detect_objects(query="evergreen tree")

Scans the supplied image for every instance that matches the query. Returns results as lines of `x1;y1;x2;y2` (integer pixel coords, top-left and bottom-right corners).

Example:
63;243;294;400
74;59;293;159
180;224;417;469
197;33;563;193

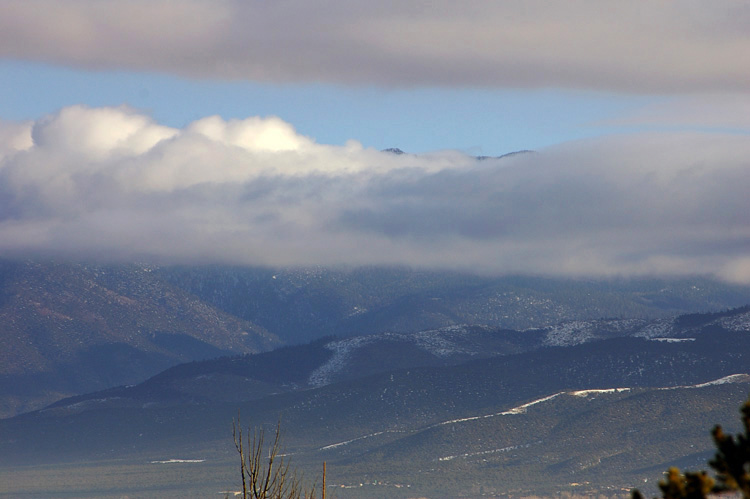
633;398;750;499
710;399;750;497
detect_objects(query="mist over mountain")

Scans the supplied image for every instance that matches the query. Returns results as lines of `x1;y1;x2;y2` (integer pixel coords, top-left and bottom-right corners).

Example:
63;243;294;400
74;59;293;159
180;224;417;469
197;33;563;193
156;265;750;342
3;260;750;419
3;107;750;283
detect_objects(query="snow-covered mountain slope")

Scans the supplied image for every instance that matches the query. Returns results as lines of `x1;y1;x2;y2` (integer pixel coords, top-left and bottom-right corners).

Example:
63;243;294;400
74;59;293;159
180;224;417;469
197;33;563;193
536;305;750;347
33;304;750;416
317;373;750;454
308;325;541;386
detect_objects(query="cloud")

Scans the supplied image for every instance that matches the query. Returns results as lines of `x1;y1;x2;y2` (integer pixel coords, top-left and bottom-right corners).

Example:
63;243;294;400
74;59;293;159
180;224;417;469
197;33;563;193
599;94;750;130
0;120;32;158
2;1;750;92
1;105;750;283
32;105;177;158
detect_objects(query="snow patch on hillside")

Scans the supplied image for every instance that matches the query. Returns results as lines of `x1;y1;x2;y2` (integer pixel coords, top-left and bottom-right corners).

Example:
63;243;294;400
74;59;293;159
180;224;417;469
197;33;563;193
571;388;631;397
438;442;532;462
431;375;748;431
636;319;675;339
500;392;566;414
662;374;750;390
319;431;387;450
150;459;205;464
719;310;750;332
411;326;475;357
319;429;405;451
435;392;566;428
308;336;378;387
308;311;749;388
541;319;646;346
307;326;481;387
649;337;695;343
541;321;595;346
438;414;484;426
319;376;750;457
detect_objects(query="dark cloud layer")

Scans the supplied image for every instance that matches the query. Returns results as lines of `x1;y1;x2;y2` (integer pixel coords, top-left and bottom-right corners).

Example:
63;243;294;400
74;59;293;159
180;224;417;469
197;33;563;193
1;106;749;283
2;1;750;92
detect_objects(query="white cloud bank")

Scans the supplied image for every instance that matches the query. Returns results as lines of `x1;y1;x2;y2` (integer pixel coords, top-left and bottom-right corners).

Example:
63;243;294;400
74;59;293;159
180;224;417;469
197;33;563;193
2;0;750;92
1;105;749;283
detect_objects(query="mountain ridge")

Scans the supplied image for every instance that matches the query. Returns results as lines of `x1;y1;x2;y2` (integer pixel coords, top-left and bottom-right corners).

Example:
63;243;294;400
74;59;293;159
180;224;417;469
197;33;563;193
7;260;750;417
38;304;750;412
0;260;279;417
3;305;750;496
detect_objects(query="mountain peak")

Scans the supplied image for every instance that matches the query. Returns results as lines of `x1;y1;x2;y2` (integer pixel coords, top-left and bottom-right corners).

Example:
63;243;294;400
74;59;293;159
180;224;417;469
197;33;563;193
381;147;406;154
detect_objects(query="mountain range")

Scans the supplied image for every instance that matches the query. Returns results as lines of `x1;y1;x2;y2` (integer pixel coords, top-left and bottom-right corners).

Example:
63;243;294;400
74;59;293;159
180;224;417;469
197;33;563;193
2;297;750;498
0;260;279;417
4;259;750;418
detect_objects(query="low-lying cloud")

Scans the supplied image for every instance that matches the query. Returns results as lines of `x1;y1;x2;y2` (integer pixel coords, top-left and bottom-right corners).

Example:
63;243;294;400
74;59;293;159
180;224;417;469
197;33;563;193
1;105;749;283
2;1;750;92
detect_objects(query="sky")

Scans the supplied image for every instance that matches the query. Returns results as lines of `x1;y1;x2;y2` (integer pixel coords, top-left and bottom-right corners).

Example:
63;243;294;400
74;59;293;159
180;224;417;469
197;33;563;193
1;1;750;282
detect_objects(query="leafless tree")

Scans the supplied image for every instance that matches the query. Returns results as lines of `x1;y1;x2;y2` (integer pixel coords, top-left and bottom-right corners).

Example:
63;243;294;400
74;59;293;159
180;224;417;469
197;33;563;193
232;414;325;499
